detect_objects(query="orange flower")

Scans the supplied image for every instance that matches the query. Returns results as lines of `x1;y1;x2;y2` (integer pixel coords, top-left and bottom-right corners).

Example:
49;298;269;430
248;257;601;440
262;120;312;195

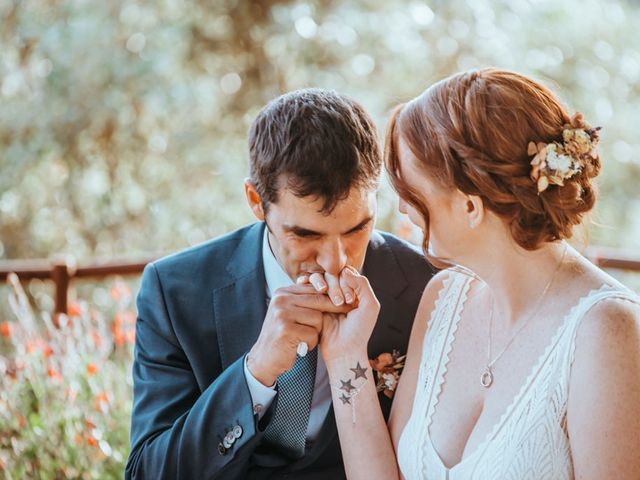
42;344;53;358
67;303;82;316
90;329;103;348
0;321;11;338
110;280;132;301
87;363;98;376
26;340;38;354
94;392;109;412
87;436;98;447
113;311;136;346
26;338;52;357
47;367;62;381
110;285;121;301
26;338;44;353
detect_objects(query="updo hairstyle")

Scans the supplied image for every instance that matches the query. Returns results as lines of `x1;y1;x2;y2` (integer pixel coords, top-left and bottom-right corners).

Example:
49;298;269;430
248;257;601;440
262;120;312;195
385;68;601;251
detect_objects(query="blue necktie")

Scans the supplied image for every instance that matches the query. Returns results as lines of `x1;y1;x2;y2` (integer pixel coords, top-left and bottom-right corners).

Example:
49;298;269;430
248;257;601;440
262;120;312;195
262;346;318;458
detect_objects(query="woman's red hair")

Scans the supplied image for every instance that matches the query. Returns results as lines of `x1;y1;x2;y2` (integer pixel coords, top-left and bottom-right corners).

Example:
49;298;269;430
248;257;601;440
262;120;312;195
385;68;601;252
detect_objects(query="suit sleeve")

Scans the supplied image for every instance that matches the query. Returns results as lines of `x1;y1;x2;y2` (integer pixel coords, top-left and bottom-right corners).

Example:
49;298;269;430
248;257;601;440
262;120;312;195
125;263;272;479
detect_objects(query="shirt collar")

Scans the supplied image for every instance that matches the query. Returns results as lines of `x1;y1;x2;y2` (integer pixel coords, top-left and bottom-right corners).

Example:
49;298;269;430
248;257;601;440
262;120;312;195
262;226;294;299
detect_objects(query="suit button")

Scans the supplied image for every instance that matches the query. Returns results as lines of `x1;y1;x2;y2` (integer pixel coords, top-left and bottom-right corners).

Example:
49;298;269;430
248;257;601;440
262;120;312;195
217;443;226;456
233;425;243;439
223;432;235;449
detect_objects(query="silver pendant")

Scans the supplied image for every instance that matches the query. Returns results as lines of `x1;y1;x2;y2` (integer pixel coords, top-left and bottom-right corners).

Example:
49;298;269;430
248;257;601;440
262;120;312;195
480;366;493;388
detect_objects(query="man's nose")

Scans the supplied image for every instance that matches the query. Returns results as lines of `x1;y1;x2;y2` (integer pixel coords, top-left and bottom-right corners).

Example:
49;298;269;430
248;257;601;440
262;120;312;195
316;238;348;275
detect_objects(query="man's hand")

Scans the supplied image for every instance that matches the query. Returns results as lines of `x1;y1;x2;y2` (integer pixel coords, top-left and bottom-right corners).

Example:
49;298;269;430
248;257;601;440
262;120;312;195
247;284;352;387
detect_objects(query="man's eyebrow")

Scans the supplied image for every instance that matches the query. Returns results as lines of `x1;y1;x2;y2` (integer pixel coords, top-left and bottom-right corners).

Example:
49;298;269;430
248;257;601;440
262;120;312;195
344;216;373;234
282;216;373;236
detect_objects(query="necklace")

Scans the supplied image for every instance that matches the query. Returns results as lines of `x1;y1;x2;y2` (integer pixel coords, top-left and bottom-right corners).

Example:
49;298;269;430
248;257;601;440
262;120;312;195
480;244;568;388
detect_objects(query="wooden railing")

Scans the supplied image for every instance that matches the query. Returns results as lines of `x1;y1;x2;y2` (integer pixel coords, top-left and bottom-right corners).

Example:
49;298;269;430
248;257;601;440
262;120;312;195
1;247;639;315
0;256;157;314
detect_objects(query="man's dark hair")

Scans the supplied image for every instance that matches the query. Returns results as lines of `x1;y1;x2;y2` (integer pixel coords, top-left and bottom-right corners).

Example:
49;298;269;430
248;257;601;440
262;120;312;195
248;88;381;214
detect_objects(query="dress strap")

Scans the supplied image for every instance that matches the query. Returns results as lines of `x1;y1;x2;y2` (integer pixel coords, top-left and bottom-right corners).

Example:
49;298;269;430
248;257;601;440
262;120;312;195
421;271;473;426
565;285;640;368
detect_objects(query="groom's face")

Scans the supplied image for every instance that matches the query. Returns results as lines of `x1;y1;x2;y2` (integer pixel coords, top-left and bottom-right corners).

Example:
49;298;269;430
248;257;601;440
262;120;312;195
258;186;377;281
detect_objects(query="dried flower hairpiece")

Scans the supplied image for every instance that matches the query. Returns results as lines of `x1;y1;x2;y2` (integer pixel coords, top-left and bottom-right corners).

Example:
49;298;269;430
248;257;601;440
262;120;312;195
528;112;601;193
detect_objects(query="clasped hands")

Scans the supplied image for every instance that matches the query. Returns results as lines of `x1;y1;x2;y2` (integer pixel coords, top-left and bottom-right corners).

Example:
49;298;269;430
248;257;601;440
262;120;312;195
247;267;380;387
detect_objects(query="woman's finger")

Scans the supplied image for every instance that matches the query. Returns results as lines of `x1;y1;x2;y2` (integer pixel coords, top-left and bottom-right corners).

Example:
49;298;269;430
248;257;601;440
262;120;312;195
338;271;356;304
324;272;345;306
309;272;327;292
341;268;379;309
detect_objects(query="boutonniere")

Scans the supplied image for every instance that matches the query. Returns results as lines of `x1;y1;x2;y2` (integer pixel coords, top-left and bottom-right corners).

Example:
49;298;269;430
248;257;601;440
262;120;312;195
370;350;406;399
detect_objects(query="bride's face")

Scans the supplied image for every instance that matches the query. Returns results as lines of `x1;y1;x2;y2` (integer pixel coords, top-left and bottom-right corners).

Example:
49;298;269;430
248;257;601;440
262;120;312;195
396;137;472;261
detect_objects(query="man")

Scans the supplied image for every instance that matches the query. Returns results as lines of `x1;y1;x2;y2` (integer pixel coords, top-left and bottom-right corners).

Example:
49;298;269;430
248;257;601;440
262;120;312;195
125;89;433;479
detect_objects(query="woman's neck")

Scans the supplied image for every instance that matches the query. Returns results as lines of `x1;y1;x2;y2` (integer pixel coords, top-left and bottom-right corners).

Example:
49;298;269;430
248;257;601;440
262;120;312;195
455;237;569;327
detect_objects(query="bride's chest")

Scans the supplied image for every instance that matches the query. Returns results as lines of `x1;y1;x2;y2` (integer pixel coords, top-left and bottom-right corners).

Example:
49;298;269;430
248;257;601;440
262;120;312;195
425;312;568;466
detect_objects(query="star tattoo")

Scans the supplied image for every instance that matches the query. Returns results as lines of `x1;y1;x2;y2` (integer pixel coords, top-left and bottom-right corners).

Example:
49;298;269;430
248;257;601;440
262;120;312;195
340;379;356;394
339;394;351;405
350;362;368;380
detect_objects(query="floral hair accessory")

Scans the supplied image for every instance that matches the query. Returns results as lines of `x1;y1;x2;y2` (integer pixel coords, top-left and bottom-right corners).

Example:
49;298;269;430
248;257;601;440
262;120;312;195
370;350;406;399
528;112;601;193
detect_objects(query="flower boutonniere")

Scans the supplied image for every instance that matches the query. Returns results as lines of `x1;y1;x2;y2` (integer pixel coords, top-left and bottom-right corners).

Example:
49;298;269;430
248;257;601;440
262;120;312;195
370;350;406;399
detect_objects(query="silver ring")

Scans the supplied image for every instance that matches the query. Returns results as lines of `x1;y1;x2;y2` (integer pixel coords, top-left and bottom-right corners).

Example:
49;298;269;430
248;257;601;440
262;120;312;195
296;341;308;357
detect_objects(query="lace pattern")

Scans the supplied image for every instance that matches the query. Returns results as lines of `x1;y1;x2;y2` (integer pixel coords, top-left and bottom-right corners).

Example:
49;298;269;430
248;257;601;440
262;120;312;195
397;272;639;480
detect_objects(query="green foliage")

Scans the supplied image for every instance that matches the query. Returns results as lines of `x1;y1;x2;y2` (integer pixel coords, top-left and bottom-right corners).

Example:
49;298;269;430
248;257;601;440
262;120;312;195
0;275;134;478
1;0;639;261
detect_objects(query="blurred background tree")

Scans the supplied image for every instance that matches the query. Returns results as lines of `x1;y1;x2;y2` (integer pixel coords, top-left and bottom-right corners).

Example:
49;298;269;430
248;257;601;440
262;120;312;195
1;0;639;263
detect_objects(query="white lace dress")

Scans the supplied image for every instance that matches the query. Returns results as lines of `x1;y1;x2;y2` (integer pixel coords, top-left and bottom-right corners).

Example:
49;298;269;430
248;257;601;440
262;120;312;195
397;271;639;480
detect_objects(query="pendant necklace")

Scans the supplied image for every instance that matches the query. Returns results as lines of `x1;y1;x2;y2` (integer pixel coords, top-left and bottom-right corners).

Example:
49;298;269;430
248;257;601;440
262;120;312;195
481;245;568;388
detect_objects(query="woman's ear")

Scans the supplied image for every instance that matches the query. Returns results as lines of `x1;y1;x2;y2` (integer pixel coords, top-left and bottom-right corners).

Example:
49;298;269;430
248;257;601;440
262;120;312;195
465;194;484;229
244;178;265;221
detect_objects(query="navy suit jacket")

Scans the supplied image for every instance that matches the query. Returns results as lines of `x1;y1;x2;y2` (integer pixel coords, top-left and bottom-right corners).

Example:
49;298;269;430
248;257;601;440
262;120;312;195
125;222;433;479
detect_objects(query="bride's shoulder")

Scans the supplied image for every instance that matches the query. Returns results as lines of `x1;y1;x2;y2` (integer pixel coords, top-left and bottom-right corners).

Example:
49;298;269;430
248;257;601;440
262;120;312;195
566;251;640;342
416;268;469;316
567;286;640;475
577;291;640;345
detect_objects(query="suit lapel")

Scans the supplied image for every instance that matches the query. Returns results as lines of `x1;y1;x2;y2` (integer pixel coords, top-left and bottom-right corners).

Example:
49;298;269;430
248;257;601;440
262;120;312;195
363;231;409;354
213;222;268;369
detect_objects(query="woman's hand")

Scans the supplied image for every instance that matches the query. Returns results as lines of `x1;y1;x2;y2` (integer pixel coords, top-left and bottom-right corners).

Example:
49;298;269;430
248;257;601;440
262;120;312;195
315;267;381;364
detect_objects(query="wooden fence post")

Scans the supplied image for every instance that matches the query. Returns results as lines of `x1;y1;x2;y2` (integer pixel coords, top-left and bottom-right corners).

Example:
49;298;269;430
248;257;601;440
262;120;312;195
51;261;70;316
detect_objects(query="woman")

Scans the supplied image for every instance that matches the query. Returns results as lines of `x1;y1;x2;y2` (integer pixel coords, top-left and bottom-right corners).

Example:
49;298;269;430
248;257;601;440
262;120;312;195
319;69;640;479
